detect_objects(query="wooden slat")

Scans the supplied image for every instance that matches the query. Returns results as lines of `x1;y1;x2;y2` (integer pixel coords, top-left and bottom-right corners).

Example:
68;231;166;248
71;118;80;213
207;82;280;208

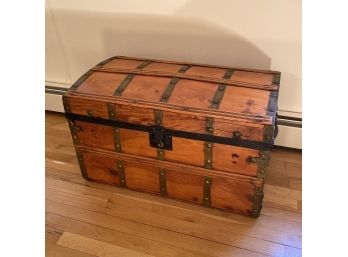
57;232;155;257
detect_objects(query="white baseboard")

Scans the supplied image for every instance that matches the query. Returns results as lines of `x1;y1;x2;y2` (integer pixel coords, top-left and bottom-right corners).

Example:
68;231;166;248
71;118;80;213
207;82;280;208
45;91;302;149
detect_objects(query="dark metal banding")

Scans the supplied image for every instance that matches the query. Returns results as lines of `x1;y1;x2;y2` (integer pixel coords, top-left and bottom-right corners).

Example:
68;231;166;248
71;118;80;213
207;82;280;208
76;151;89;180
205;117;214;135
117;160;126;187
154;109;163;124
223;68;234;79
95;57;116;68
159;169;167;196
204;142;213;169
160;77;180;103
210;84;226;109
136;60;153;69
67;119;79;144
69;70;94;92
65;113;274;151
203;177;212;207
114;74;135;96
251;186;263;217
178;65;192;73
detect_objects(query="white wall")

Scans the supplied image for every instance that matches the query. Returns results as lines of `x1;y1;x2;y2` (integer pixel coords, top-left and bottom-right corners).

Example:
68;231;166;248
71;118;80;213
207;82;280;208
46;0;301;117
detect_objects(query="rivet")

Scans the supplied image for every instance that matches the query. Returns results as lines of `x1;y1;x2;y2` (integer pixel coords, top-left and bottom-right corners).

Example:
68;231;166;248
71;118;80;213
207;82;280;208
259;169;265;174
205;180;210;184
205;197;209;201
121;179;125;183
159;151;164;155
160;172;164;176
115;129;119;133
207;127;213;132
206;160;211;164
118;164;123;168
207;143;212;148
261;153;266;159
156;120;161;124
218;85;225;91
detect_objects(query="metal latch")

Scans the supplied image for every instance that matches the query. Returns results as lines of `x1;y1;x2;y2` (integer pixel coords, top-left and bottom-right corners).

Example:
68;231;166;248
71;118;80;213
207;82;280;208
149;125;172;150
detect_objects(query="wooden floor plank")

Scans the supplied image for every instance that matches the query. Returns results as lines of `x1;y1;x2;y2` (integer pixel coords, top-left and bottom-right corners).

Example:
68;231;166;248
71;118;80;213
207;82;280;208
47;213;212;257
57;232;155;257
46;199;269;257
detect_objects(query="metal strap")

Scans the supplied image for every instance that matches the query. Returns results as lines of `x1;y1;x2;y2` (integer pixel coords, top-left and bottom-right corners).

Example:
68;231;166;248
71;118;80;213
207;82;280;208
159;169;167;196
178;65;191;73
160;77;180;103
204;142;213;169
251;186;263;217
107;103;122;152
205;117;214;134
76;151;88;180
70;70;94;92
203;177;212;206
67;119;79;144
114;74;135;96
117;160;126;187
223;68;234;79
136;60;153;69
210;84;226;109
154;109;163;125
65;113;274;151
249;151;270;179
157;149;165;160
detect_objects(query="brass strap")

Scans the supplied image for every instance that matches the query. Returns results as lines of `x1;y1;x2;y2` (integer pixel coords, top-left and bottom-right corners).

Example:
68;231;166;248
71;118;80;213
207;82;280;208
203;177;212;206
107;103;122;152
178;65;191;73
70;70;94;92
114;74;135;96
67;119;79;144
117;160;126;187
107;103;116;120
210;84;226;109
205;117;214;134
251;186;264;217
223;68;234;79
249;151;270;179
154;110;166;159
160;77;180;103
154;109;163;125
159;169;167;196
114;60;155;96
136;60;153;69
76;151;88;180
157;149;165;160
210;69;234;109
204;142;213;169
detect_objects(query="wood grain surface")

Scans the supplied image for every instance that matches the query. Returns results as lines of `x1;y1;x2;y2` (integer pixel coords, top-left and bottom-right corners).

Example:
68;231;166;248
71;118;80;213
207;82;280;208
46;112;302;257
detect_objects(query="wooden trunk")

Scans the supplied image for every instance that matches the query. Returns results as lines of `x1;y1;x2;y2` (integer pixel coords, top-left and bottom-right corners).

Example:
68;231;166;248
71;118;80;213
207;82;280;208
63;56;280;217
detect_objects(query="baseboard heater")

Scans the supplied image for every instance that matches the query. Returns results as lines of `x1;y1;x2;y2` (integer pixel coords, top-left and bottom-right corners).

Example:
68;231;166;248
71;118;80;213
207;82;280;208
45;85;302;149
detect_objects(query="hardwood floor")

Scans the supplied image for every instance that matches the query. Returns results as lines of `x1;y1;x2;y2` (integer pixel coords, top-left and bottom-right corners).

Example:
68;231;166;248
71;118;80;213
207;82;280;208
45;111;302;257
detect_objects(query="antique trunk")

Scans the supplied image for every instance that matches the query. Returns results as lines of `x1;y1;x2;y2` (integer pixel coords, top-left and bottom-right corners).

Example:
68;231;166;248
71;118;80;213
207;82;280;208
62;56;280;217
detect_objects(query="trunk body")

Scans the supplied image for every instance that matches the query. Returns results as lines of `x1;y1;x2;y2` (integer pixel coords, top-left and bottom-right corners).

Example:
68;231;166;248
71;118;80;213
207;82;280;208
63;56;280;217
